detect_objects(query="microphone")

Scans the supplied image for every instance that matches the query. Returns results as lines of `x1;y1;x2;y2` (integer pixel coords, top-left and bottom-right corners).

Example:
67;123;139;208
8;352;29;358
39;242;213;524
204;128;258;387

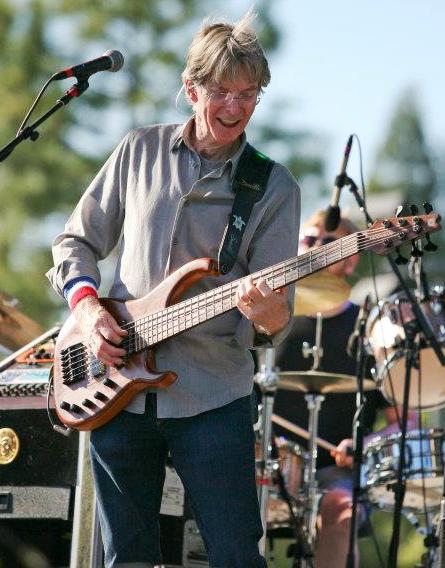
325;134;353;231
52;49;124;81
347;294;371;359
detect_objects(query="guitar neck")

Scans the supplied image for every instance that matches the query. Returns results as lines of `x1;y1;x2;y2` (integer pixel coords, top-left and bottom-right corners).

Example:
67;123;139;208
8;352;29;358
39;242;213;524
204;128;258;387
121;232;362;354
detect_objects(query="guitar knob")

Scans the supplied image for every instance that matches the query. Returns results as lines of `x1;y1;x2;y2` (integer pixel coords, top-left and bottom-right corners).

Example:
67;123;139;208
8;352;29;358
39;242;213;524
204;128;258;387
82;399;96;409
70;403;82;413
94;391;108;402
60;401;70;411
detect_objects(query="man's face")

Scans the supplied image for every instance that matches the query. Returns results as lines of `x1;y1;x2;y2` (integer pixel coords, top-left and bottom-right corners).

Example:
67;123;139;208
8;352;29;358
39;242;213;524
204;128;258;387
299;225;355;277
191;74;259;149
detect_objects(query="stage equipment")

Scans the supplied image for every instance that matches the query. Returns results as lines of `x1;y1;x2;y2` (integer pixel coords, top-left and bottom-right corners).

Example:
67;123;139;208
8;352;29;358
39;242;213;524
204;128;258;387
363;429;445;513
367;286;445;410
277;370;375;394
293;272;351;316
0;292;44;352
325;134;353;231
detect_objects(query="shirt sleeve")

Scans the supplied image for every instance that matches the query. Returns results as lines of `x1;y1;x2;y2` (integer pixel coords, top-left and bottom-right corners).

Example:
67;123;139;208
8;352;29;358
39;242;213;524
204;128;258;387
46;131;134;298
234;162;301;349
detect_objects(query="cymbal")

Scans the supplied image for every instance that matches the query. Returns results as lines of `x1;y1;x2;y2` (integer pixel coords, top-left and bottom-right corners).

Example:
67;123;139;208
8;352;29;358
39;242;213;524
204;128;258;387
0;292;44;352
294;272;351;316
278;370;376;394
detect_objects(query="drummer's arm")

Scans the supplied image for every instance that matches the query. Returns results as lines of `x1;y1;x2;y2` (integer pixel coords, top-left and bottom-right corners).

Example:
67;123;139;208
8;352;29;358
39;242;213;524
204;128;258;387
363;407;418;447
332;407;418;468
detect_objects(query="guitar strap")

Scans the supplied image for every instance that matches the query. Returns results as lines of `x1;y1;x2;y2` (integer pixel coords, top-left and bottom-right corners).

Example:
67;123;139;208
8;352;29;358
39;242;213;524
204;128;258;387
218;143;274;275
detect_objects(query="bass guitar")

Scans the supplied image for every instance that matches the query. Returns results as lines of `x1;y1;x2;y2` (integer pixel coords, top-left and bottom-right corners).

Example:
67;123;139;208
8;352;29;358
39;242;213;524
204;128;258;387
52;212;441;430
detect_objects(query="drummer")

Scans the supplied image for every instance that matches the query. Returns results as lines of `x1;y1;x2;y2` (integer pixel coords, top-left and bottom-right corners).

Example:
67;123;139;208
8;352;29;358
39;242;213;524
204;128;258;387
272;210;416;568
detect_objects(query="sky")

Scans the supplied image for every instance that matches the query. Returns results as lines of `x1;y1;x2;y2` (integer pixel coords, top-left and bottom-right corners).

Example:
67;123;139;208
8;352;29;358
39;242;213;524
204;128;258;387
227;0;444;219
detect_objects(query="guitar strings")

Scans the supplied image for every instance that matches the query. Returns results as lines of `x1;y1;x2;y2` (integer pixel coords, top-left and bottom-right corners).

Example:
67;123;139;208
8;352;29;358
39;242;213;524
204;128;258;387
59;226;421;373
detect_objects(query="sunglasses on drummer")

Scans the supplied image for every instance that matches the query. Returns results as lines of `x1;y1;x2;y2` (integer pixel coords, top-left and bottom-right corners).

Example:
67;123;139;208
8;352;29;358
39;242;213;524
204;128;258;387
300;235;337;248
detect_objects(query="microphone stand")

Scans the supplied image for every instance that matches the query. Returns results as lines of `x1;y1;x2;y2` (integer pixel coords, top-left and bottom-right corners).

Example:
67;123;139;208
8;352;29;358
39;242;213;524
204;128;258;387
346;296;370;568
0;79;90;162
346;176;445;566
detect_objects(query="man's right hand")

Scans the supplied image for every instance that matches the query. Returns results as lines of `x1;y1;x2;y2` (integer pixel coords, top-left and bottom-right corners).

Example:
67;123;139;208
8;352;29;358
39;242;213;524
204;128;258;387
72;295;128;366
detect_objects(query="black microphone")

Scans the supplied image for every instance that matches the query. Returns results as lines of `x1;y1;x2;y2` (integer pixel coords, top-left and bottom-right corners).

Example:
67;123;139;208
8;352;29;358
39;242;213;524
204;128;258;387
325;134;353;231
347;294;371;359
52;49;124;81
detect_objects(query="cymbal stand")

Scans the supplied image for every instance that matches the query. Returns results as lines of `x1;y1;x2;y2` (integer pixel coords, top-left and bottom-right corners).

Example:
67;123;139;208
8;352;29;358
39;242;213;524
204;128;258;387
302;313;324;552
304;392;324;551
256;348;313;565
256;347;280;557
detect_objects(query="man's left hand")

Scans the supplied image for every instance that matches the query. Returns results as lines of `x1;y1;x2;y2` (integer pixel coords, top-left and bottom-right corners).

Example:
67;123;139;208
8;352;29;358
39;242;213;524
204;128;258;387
236;276;291;336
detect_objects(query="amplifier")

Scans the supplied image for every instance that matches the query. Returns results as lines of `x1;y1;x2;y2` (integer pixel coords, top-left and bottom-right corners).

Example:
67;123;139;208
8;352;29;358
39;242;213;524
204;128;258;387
0;393;79;566
0;401;78;528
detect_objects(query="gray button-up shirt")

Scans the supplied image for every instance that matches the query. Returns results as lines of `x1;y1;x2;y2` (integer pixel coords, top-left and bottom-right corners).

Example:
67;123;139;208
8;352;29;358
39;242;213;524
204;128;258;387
47;119;300;418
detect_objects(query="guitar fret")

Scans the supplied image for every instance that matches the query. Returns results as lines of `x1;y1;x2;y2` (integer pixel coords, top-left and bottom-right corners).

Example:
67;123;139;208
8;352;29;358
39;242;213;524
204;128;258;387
122;219;437;351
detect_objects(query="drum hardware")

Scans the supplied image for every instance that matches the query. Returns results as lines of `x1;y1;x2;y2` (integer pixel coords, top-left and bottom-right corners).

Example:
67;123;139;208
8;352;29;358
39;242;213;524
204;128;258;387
343;198;443;566
277;370;376;394
293;313;325;563
294;272;351;316
387;307;442;567
346;294;371;568
367;289;445;411
255;346;279;558
255;348;313;567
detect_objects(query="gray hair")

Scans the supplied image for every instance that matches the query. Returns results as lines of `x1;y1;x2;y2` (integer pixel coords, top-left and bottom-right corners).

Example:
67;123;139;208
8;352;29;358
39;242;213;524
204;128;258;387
182;11;271;90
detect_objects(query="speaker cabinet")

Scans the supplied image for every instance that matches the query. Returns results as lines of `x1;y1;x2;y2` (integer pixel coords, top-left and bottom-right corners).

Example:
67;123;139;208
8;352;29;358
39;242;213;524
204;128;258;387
0;397;79;566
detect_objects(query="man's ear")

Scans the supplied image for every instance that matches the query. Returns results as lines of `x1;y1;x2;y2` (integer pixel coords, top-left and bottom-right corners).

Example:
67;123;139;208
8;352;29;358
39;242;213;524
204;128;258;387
184;80;198;103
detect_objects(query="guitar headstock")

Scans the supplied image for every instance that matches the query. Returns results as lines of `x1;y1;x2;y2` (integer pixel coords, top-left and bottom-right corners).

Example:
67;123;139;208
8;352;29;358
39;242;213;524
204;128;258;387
367;212;441;256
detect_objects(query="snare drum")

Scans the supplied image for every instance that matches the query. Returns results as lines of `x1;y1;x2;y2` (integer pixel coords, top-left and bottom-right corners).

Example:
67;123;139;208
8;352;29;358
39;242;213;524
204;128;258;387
366;288;445;410
363;428;445;512
256;437;307;527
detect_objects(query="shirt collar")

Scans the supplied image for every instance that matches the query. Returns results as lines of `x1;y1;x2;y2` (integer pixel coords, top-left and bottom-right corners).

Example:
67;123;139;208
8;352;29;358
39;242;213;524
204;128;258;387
170;116;248;181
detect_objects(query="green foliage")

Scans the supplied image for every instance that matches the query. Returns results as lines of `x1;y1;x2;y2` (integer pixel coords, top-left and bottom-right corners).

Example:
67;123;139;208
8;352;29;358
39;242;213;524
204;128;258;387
368;89;437;206
0;0;325;331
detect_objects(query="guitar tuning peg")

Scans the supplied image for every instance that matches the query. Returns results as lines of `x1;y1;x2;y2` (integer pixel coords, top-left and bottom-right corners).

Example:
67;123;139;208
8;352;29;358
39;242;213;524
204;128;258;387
395;248;408;265
424;234;438;252
422;201;433;214
410;204;419;215
395;205;404;218
411;242;423;257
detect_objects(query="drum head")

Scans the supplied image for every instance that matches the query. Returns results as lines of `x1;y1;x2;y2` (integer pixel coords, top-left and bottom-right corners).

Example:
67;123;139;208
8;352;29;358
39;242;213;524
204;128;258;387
367;291;445;410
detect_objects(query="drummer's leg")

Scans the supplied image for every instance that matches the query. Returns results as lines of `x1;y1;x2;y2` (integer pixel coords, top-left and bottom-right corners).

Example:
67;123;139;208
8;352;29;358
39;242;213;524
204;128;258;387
314;466;366;568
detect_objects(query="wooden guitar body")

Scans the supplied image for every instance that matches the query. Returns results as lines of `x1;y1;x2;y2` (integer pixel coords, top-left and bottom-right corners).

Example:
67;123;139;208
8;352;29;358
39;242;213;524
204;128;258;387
53;258;218;430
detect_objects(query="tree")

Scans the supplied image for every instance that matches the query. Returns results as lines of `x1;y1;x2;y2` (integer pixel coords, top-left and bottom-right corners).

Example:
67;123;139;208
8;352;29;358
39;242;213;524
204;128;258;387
365;88;442;283
368;89;437;207
0;0;326;331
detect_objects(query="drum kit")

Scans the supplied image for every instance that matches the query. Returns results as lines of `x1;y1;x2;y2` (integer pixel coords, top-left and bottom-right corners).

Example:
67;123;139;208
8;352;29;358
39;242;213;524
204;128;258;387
254;273;445;567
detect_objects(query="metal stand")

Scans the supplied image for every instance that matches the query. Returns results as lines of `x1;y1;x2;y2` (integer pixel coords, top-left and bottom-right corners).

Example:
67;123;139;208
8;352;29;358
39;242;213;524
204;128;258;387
70;431;103;568
346;296;371;568
304;393;324;550
256;348;280;556
387;321;418;567
256;348;313;566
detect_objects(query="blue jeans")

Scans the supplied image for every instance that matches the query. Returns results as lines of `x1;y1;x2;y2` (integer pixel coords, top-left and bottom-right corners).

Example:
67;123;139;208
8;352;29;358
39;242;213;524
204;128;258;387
90;394;267;568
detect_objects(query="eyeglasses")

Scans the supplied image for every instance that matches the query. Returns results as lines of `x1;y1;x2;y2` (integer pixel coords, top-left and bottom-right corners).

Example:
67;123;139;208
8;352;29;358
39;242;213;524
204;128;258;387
300;235;337;248
201;86;261;106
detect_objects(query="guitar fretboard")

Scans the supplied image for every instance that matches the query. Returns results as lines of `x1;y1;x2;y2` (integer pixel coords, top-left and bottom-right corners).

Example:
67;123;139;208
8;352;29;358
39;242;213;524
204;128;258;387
120;231;366;354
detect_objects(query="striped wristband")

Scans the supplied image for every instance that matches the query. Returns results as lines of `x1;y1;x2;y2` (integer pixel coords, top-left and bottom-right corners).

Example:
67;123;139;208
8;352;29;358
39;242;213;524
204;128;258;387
64;277;98;311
